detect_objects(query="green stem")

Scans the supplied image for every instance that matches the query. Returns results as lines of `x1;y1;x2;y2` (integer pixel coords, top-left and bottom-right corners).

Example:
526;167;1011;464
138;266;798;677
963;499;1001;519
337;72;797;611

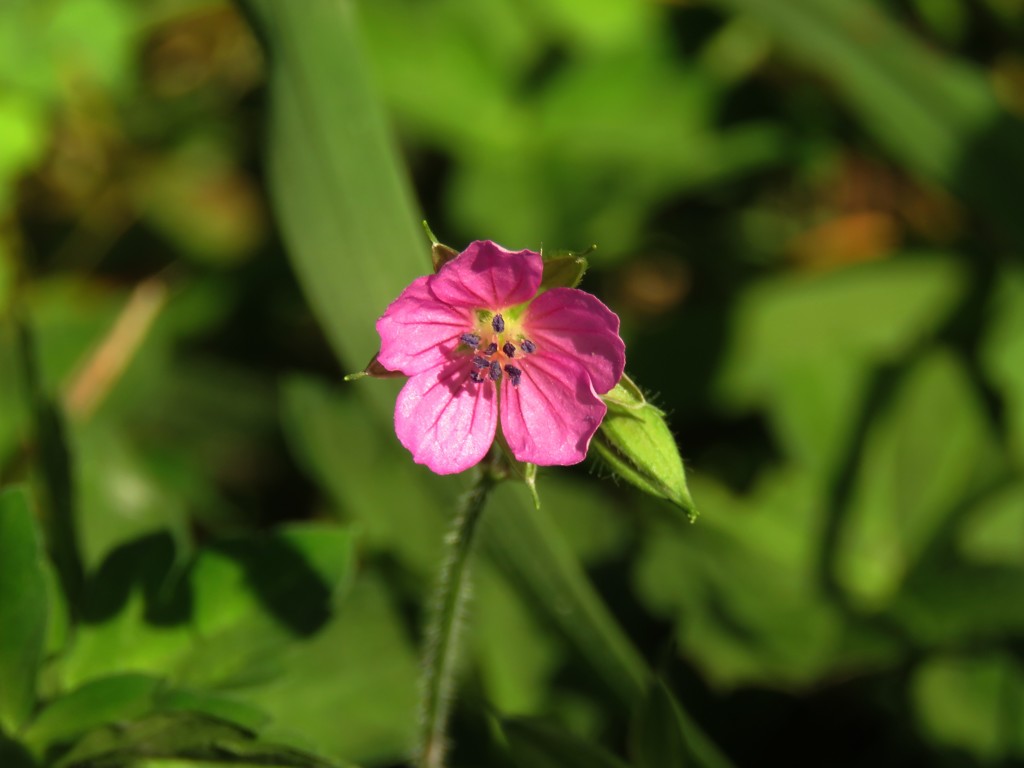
417;470;494;768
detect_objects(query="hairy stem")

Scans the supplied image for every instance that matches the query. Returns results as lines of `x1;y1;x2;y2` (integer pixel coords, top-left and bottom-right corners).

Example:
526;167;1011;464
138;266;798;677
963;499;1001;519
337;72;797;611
417;471;494;768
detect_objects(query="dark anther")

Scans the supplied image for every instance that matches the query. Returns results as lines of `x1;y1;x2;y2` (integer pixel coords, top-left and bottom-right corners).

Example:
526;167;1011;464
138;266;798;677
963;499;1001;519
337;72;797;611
483;342;498;356
504;364;522;387
470;370;485;383
472;356;490;369
492;314;505;333
520;339;536;354
489;361;503;381
460;333;481;347
502;341;516;358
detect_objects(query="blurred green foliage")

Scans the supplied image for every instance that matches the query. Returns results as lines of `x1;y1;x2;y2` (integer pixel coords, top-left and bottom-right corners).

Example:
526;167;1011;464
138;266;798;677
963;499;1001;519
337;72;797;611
2;0;1024;766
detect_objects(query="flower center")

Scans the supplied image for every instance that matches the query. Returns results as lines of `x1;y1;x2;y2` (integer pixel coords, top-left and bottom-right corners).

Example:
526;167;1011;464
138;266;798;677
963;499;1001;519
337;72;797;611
459;312;536;387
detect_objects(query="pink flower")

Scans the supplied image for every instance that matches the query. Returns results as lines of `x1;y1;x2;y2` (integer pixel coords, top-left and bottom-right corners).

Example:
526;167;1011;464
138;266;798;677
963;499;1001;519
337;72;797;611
375;240;626;475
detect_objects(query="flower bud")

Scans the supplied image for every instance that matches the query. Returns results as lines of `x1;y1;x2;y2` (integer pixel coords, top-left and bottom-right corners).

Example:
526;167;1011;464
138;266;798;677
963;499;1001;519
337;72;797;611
592;374;697;521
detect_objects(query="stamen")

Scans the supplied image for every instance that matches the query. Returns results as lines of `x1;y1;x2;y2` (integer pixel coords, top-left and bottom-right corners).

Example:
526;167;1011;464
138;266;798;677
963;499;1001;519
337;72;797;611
470;370;485;383
483;342;498;356
520;339;536;354
504;364;522;387
492;314;505;333
502;341;516;358
472;356;490;369
460;333;481;348
489;361;502;381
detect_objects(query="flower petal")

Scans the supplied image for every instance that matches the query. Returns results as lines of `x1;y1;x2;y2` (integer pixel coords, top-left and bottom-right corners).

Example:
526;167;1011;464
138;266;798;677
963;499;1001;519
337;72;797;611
430;240;543;310
523;287;625;393
376;276;473;376
500;352;607;466
395;361;497;474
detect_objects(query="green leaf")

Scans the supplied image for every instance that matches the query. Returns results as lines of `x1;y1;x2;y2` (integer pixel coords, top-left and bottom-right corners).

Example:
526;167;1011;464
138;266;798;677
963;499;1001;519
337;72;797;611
57;533;193;689
633;470;901;688
71;421;191;573
957;480;1024;567
502;718;630;768
835;350;1003;609
58;524;354;692
229;575;419;767
51;712;340;768
21;674;161;753
630;681;735;768
171;523;356;691
718;255;963;476
981;267;1024;468
23;675;273;763
912;652;1024;762
152;690;269;735
593;374;696;520
0;485;48;734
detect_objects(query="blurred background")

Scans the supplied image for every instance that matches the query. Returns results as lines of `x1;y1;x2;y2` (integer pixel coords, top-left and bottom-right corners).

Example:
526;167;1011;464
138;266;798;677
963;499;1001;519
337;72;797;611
2;0;1024;766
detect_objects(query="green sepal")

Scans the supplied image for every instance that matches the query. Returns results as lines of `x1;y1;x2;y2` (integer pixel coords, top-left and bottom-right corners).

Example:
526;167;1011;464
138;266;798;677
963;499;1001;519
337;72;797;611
592;374;697;521
489;435;542;509
539;247;592;291
423;220;459;273
343;353;404;381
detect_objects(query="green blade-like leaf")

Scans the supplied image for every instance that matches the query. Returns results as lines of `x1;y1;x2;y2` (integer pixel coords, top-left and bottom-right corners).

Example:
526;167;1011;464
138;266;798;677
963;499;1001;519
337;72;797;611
483;484;649;707
14;318;84;613
502;718;630;768
593;374;696;520
238;0;426;418
630;681;687;768
630;680;735;768
0;485;48;734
